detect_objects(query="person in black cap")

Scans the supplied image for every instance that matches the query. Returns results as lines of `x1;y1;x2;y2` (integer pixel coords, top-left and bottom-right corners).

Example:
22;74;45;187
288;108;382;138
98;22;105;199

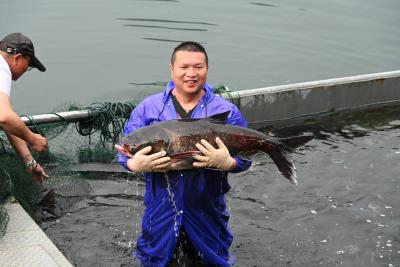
0;32;48;182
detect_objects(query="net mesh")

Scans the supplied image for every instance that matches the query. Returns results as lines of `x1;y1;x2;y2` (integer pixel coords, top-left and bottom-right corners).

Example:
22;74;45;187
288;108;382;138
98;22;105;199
0;99;139;238
0;85;229;239
2;84;398;240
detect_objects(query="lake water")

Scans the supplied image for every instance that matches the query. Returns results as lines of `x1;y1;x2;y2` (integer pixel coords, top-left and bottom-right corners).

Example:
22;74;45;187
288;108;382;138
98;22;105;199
2;1;400;266
1;0;399;114
40;119;400;267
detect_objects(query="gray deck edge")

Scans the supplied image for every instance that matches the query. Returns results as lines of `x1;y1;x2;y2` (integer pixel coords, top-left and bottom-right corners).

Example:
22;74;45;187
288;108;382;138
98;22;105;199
0;199;73;267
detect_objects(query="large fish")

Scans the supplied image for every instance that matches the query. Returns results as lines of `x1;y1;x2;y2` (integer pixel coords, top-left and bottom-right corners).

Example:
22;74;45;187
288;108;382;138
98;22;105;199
118;111;313;184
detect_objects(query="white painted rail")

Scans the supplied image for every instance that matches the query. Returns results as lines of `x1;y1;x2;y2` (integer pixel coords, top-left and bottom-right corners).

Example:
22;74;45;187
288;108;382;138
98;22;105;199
4;70;399;129
222;70;400;128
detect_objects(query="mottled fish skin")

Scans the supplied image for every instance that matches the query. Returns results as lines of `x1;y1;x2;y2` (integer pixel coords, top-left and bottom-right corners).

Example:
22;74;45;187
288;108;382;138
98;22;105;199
120;111;313;184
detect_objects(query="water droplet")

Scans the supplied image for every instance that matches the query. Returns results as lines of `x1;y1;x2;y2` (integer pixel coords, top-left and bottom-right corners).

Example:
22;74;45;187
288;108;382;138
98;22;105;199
310;210;317;214
165;174;180;238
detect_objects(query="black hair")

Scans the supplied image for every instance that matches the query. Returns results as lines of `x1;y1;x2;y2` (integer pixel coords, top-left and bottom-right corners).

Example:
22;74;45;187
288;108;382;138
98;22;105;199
171;41;208;67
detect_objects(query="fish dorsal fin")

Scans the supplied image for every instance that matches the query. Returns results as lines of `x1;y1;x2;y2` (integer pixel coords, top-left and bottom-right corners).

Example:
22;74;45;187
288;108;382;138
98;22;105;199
207;111;230;123
177;111;231;124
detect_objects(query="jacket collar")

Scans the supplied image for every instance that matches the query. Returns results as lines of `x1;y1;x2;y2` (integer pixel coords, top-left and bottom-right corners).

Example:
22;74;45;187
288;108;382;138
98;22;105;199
162;80;215;105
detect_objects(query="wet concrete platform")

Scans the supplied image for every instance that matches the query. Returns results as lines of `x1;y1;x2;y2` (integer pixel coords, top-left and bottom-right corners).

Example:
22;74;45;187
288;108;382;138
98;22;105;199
0;199;73;267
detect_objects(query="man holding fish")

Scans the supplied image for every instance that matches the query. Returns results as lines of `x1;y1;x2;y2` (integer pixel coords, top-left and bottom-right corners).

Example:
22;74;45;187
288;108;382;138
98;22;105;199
116;41;252;266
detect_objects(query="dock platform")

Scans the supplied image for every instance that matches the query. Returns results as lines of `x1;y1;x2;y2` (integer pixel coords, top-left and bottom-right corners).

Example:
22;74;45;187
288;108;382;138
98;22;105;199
0;199;73;267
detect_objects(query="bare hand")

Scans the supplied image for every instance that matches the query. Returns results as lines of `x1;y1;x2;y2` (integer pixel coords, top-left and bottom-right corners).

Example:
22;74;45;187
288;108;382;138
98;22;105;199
30;133;47;153
27;162;49;183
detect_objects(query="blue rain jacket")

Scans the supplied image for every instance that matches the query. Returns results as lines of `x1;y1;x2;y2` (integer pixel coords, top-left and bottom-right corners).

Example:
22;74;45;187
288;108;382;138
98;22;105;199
118;81;252;267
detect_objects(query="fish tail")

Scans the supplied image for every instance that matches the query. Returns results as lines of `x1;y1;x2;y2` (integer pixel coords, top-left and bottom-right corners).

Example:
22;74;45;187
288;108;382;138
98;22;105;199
263;142;298;184
279;135;314;150
260;135;312;184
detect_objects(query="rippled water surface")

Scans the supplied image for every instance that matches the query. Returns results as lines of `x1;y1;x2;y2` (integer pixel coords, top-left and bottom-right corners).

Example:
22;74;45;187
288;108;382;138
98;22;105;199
2;1;400;266
41;120;400;266
1;0;399;114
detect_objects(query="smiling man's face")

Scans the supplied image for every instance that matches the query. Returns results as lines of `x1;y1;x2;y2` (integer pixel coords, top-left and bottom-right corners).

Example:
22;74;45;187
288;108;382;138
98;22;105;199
170;50;208;96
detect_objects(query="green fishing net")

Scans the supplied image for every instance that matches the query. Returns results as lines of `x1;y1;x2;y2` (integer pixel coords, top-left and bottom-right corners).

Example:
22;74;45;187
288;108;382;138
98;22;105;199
1;85;399;239
0;87;239;238
0;99;140;239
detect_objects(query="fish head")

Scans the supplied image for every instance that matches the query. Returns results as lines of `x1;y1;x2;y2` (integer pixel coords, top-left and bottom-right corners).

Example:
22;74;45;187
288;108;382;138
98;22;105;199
120;133;146;154
121;143;134;154
121;143;147;154
121;140;166;155
120;124;169;155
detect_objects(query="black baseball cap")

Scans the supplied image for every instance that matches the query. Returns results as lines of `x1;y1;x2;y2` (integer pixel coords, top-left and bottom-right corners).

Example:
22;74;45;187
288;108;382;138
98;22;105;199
0;33;46;72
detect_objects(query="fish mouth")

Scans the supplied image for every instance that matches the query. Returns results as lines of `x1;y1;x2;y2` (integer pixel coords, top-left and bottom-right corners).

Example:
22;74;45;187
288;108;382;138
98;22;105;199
122;144;133;153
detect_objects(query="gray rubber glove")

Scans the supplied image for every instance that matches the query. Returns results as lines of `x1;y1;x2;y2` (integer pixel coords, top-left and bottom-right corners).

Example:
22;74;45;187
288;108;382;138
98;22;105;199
115;145;171;173
192;137;236;171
